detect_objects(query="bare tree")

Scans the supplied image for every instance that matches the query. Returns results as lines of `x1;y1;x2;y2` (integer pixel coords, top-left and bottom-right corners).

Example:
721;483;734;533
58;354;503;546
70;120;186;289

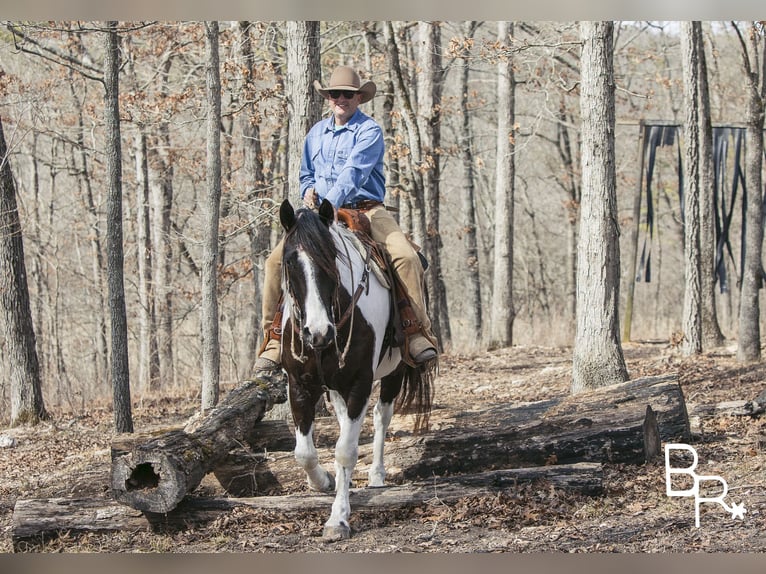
697;23;725;348
416;21;451;348
456;21;482;341
285;21;322;203
489;21;517;349
680;21;703;356
104;21;133;432
0;114;48;426
572;21;628;393
733;21;766;363
201;21;222;410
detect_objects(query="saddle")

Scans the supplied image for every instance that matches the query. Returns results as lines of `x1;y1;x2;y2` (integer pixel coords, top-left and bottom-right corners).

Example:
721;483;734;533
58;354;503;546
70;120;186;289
336;207;424;352
261;206;427;361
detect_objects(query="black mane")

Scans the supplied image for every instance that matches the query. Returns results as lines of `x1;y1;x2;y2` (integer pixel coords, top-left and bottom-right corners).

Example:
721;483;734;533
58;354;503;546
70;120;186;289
284;207;341;284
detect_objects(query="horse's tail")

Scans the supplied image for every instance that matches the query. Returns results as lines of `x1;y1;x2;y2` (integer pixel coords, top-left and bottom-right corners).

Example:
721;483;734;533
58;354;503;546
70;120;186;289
394;357;437;434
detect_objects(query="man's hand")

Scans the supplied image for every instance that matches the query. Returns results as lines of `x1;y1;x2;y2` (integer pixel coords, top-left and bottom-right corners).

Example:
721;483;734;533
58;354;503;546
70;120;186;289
303;187;318;209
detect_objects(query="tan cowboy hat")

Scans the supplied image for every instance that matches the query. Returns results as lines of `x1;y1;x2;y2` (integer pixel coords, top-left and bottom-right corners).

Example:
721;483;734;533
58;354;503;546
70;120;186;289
314;65;377;104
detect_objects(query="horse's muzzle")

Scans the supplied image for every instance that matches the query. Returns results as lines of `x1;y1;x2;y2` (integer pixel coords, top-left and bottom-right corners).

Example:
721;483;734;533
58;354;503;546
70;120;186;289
303;325;336;351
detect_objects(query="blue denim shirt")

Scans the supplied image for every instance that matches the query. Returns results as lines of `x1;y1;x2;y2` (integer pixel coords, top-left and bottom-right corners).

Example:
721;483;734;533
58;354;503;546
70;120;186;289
300;109;386;208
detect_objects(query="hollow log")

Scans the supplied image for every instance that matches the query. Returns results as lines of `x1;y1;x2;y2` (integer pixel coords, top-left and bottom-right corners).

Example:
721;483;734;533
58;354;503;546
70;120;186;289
14;462;603;548
110;380;274;514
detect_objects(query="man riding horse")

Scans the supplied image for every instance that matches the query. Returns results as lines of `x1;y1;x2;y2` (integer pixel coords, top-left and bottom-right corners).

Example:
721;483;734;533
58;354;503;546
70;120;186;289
254;65;438;394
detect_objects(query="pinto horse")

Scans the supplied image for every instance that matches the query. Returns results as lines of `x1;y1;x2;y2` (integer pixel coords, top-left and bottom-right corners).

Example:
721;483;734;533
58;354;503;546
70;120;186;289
278;199;434;541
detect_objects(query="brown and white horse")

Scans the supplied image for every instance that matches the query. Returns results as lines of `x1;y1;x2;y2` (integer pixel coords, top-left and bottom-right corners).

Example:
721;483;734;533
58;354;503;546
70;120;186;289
278;199;433;541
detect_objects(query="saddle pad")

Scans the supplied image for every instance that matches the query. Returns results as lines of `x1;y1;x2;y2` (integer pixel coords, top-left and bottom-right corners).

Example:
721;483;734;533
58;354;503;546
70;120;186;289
340;228;391;291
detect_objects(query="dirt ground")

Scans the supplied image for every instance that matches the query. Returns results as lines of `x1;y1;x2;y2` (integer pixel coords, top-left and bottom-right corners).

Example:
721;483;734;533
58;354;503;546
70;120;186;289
1;341;765;553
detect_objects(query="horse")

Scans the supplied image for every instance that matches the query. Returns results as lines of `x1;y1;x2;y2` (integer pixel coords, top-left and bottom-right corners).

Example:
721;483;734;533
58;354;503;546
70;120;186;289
277;198;434;541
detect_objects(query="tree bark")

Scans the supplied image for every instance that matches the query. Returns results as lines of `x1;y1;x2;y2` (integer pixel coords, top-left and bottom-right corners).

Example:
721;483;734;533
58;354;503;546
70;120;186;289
389;374;686;478
236;21;269;379
385;22;427;248
104;21;133;433
735;22;765;363
111;380;276;513
150;54;176;390
0;116;48;426
201;21;222;410
111;371;685;514
134;131;160;392
457;21;482;340
416;21;451;348
285;21;322;203
572;21;628;393
15;462;603;547
489;21;517;349
696;22;725;348
681;21;703;356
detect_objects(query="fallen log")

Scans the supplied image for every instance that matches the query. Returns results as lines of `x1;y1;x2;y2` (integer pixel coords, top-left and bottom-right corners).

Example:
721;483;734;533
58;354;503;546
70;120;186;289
385;373;689;480
112;373;687;513
13;462;603;548
111;380;276;514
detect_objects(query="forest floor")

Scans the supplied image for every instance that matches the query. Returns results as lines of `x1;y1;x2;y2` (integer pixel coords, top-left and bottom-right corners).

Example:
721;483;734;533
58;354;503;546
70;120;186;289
1;341;765;553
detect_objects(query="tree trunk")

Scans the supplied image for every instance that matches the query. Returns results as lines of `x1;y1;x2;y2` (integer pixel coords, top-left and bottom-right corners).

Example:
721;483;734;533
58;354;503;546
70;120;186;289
111;380;276;513
736;22;765;363
557;98;581;334
385;22;427;248
236;21;269;378
67;66;108;388
572;21;628;393
201;21;222;410
681;21;703;356
416;21;451;348
0;116;48;426
696;22;725;348
104;21;133;433
285;21;322;203
134;131;159;392
151;55;176;391
457;21;482;341
489;21;517;349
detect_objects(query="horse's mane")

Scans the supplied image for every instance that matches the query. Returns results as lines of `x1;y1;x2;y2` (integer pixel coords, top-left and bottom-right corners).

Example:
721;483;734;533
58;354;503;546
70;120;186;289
284;208;344;282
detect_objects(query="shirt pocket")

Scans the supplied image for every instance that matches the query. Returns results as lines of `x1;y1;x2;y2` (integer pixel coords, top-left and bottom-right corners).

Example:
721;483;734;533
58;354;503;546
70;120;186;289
333;146;350;169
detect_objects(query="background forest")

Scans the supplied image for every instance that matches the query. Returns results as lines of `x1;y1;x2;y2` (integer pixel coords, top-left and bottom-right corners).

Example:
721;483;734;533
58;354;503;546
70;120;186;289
0;21;763;424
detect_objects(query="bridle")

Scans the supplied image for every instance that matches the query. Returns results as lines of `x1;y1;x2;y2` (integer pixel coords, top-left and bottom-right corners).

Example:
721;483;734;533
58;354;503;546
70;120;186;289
284;226;373;379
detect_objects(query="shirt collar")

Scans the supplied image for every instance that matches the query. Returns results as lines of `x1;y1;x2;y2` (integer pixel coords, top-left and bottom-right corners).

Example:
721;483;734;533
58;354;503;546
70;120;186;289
324;109;364;133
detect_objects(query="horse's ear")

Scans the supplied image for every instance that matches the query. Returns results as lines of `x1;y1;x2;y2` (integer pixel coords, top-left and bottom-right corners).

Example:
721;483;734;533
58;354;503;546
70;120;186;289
280;199;296;231
318;199;335;226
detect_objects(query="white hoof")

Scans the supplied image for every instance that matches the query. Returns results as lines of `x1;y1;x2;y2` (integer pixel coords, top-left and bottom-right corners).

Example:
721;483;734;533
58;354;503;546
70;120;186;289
367;474;385;488
322;522;351;541
308;472;335;493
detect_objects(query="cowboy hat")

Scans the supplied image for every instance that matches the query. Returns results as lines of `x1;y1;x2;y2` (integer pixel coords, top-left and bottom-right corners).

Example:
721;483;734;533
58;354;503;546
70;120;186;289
314;65;376;104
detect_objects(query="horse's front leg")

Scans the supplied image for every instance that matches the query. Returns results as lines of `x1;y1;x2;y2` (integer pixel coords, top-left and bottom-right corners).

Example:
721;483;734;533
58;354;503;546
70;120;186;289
291;383;335;493
322;389;369;542
294;424;335;493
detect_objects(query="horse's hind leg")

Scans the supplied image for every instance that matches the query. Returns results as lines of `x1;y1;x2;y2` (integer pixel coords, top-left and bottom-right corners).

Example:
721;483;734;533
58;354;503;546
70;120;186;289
322;390;369;542
368;373;403;487
368;398;394;487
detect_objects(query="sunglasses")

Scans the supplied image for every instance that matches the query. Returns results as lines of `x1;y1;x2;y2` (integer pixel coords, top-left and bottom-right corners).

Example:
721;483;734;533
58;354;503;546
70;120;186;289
328;90;358;99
